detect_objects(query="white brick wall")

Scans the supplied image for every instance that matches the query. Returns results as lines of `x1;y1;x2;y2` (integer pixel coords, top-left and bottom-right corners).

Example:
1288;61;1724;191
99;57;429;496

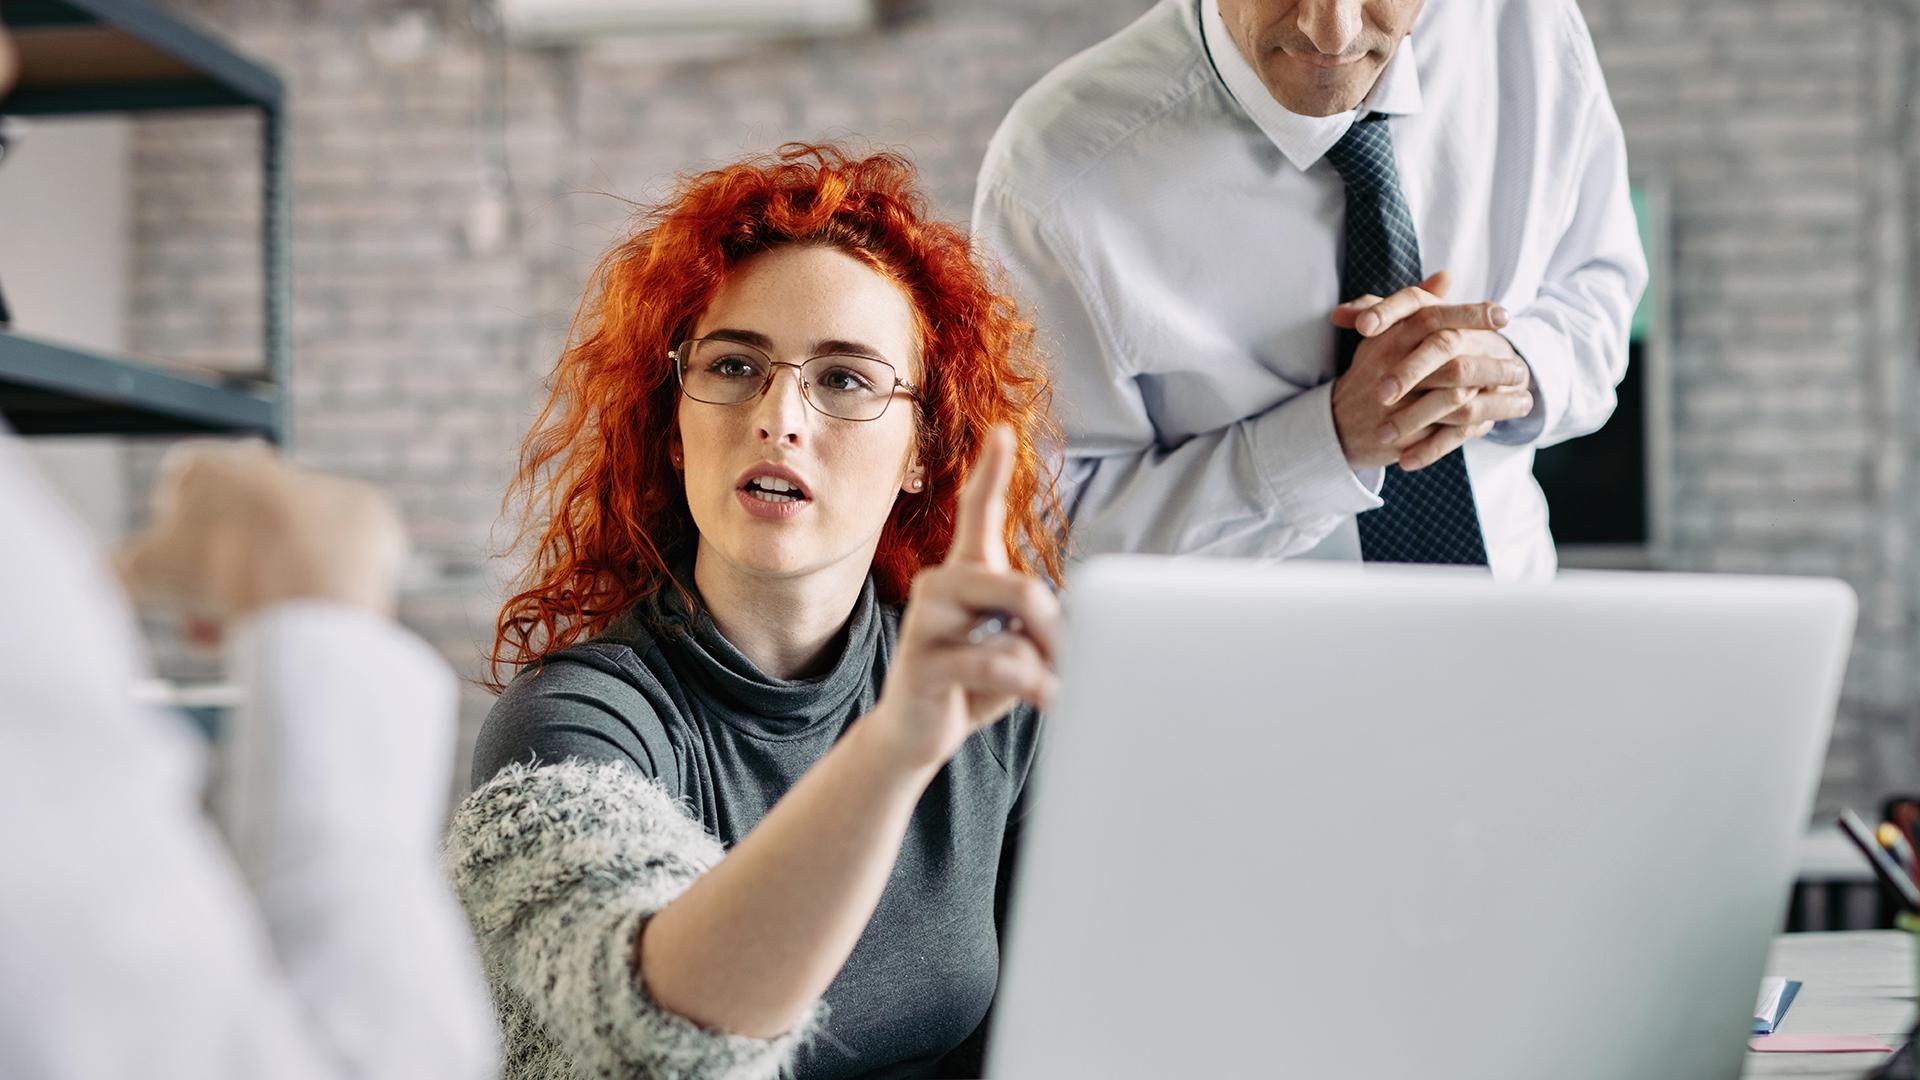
124;0;1920;809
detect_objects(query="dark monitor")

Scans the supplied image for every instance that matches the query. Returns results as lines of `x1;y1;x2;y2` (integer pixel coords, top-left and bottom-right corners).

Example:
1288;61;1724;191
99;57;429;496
1532;340;1648;547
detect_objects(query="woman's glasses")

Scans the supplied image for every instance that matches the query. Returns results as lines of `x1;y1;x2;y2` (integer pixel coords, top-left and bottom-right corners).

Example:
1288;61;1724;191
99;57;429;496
671;337;920;423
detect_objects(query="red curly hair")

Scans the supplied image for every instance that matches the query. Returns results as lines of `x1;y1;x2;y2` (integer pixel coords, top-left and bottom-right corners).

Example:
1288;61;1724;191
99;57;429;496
490;144;1066;686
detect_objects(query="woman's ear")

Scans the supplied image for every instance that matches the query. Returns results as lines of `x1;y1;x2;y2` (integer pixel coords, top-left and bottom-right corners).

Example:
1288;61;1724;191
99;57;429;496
669;429;684;471
902;452;925;494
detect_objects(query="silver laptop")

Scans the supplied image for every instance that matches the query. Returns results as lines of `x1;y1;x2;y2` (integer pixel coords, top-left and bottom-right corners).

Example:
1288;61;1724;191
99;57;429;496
988;559;1855;1079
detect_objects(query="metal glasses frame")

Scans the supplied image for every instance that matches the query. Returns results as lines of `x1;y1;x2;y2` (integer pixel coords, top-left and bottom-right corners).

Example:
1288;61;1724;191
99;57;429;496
670;336;921;422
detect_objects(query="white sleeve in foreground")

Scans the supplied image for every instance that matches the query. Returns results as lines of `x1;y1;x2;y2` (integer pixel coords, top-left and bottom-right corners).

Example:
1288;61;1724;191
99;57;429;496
222;603;499;1080
0;435;494;1080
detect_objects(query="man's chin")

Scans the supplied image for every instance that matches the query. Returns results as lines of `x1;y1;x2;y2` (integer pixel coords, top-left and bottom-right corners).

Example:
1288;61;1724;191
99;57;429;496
1260;64;1380;118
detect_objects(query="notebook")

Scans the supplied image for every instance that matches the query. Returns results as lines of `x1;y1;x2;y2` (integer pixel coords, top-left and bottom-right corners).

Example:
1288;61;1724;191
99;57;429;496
1754;977;1802;1035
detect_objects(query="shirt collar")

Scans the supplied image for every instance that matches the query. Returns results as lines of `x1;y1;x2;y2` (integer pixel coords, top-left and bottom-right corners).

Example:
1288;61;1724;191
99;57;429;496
1199;0;1423;172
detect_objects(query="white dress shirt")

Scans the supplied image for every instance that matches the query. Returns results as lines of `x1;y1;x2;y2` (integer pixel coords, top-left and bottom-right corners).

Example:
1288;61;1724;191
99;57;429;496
0;433;497;1079
973;0;1647;580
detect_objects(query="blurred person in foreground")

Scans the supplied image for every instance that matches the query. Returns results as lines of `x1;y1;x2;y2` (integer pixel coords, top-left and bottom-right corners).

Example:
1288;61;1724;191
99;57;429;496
445;145;1066;1079
0;434;497;1078
0;22;492;1078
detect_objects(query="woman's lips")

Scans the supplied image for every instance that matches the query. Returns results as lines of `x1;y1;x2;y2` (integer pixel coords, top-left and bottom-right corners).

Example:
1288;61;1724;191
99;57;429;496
736;485;811;520
735;463;812;499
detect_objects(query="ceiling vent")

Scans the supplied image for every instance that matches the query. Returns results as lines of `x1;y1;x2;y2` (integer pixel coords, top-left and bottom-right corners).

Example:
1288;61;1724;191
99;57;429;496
497;0;879;44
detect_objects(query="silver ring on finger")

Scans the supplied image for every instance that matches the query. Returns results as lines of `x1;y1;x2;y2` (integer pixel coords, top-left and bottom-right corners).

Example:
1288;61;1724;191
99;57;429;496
965;609;1024;646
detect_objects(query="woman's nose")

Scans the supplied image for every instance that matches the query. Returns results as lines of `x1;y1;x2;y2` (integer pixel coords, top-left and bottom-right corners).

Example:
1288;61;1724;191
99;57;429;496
752;365;811;445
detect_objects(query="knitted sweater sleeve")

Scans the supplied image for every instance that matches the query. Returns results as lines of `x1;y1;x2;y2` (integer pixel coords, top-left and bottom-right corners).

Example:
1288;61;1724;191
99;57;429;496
444;759;824;1080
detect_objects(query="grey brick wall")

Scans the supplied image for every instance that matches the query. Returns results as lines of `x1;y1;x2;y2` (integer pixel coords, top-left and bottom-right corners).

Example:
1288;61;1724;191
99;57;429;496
1586;0;1920;812
123;0;1920;810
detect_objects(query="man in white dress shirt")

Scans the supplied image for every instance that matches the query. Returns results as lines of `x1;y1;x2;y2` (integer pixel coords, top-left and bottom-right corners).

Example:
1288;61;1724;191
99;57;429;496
0;434;497;1079
973;0;1647;580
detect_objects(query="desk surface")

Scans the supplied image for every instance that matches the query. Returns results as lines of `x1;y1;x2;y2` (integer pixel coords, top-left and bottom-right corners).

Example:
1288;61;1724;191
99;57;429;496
1745;931;1914;1078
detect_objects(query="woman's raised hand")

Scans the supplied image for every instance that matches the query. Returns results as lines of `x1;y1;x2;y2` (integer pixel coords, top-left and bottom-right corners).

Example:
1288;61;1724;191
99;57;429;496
865;425;1063;775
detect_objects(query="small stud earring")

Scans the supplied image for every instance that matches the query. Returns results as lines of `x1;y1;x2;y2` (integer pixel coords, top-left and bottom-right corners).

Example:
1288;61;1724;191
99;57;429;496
910;476;924;491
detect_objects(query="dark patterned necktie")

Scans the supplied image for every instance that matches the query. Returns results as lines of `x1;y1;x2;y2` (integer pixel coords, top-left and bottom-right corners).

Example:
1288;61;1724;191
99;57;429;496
1324;114;1489;566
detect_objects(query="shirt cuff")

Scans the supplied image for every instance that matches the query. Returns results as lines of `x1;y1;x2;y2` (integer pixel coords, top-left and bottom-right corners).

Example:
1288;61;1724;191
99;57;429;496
1248;380;1385;522
1487;318;1565;446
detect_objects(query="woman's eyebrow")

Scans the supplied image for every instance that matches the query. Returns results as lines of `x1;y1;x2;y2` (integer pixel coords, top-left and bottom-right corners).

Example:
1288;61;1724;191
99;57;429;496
702;327;776;350
814;339;890;361
704;328;894;363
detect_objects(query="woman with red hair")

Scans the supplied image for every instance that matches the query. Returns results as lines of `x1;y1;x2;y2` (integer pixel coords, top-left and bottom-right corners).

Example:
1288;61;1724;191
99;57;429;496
445;144;1067;1080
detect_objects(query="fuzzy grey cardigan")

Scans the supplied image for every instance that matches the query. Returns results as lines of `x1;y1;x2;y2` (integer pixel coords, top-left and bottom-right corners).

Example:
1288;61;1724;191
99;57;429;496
444;759;826;1079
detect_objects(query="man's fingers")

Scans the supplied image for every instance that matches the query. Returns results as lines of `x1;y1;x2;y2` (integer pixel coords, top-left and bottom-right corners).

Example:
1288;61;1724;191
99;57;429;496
1378;385;1534;444
1354;271;1451;336
1377;329;1467;406
1393;301;1509;341
1378;388;1475;445
1378;322;1516;406
1328;294;1383;330
945;425;1015;569
1408;353;1530;391
1441;387;1534;428
1397;424;1474;472
1337;274;1446;332
1395;384;1517;468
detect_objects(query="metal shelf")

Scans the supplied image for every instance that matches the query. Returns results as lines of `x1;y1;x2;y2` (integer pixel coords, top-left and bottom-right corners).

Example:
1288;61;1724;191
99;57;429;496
0;0;290;441
4;0;281;114
0;330;277;436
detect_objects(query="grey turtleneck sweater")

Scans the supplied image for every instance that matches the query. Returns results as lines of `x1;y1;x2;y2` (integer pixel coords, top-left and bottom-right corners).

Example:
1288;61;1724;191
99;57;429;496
462;574;1040;1080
